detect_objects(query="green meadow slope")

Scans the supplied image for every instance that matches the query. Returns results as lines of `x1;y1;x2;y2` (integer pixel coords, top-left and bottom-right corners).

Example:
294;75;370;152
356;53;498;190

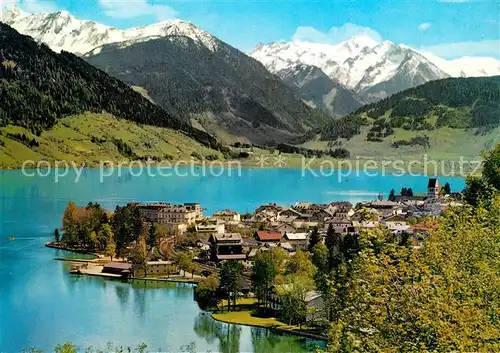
300;76;500;160
0;113;223;168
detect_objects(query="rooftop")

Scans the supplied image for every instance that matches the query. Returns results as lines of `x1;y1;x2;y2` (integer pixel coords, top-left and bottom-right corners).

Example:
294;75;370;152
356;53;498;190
328;217;352;224
213;209;239;216
411;220;440;232
256;231;282;241
147;260;175;265
428;178;438;188
103;262;132;270
212;233;243;242
216;254;247;260
284;232;308;240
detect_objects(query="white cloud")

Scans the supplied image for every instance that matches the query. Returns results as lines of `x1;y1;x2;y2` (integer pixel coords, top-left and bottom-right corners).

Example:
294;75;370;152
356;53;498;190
292;23;382;44
98;0;177;21
2;0;57;13
422;39;500;59
418;23;431;31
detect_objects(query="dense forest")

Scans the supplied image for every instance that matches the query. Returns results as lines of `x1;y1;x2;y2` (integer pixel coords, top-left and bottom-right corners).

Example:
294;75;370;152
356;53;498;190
304;76;500;142
0;23;221;150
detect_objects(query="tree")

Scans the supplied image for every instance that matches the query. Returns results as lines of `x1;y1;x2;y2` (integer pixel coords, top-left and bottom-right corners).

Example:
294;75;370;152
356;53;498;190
112;204;143;256
62;202;77;231
327;195;500;353
308;226;321;252
89;231;99;250
195;274;220;310
54;228;60;243
148;222;157;249
481;143;500;190
251;251;277;307
285;249;316;279
464;176;490;206
177;252;195;277
219;261;244;311
61;201;77;244
464;144;500;206
388;188;396;201
54;343;77;353
311;243;329;275
324;225;342;270
277;274;314;327
130;236;147;267
99;224;116;261
311;242;334;321
324;223;334;244
443;182;451;195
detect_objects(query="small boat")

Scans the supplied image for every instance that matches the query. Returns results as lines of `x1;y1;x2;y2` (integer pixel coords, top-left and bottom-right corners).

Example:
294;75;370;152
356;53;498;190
8;236;15;241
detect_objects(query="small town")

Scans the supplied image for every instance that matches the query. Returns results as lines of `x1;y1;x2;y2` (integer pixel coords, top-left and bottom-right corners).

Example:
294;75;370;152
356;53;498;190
46;177;465;339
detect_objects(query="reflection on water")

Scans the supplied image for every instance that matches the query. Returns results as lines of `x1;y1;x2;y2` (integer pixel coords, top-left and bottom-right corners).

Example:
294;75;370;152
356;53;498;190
194;312;242;353
192;312;324;353
115;284;130;309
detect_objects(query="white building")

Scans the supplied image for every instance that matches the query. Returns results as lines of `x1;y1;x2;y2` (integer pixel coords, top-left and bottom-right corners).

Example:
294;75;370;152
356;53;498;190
212;209;241;223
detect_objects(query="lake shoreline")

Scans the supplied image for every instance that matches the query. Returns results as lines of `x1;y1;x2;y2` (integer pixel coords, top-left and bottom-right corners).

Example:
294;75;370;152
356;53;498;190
211;312;328;342
47;242;200;284
47;242;326;342
1;158;478;177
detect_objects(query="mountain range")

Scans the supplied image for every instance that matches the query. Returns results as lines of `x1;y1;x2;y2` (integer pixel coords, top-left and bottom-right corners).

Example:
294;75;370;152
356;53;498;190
1;6;220;55
2;7;330;144
1;6;500;155
276;63;365;118
250;37;500;103
0;22;230;168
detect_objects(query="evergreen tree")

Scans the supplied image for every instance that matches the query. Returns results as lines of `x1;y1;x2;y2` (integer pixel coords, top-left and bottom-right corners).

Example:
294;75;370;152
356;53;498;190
219;261;244;311
308;226;321;252
388;189;396;201
251;251;277;307
148;222;157;249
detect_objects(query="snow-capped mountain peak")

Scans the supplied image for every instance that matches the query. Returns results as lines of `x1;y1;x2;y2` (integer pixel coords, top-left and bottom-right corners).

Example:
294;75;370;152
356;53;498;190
2;6;27;21
250;36;500;101
1;6;219;54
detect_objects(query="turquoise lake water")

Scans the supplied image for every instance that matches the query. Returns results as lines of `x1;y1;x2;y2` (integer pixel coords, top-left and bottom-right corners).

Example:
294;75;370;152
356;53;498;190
0;168;465;352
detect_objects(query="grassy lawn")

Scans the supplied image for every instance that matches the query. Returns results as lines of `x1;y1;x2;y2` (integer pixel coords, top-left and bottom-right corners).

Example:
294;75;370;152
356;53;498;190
213;310;287;328
212;298;326;339
213;298;287;328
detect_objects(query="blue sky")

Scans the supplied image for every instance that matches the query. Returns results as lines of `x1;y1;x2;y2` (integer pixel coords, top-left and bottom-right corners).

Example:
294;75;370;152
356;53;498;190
4;0;500;58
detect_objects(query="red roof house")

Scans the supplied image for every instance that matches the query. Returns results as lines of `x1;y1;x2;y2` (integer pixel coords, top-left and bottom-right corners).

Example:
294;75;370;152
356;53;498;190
255;231;282;242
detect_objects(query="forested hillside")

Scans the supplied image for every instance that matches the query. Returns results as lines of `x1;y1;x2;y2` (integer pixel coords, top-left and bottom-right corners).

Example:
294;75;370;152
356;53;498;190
314;76;500;142
0;23;220;150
